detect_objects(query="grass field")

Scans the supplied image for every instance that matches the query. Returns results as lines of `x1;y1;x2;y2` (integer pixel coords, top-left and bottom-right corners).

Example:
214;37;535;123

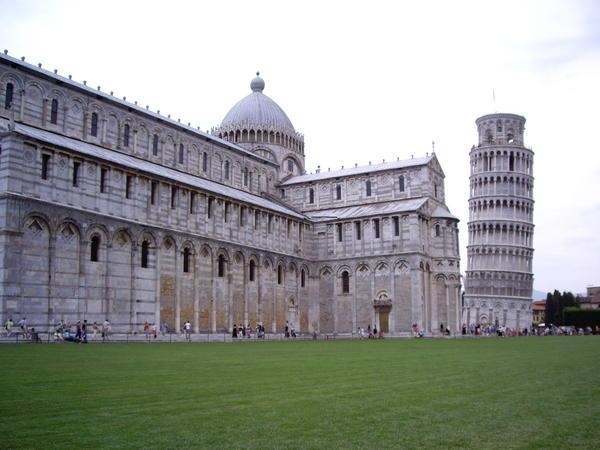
1;337;598;449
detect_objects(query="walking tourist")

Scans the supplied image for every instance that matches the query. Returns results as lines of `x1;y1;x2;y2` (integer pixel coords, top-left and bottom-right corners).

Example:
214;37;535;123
75;321;82;342
102;319;111;342
232;324;238;339
18;317;27;338
4;317;13;336
82;320;88;343
183;320;192;341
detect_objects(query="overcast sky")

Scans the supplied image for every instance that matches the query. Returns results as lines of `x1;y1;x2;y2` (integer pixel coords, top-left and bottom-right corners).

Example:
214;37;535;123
1;0;598;294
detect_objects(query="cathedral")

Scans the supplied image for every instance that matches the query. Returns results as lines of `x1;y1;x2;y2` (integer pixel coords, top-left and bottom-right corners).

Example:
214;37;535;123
0;52;461;335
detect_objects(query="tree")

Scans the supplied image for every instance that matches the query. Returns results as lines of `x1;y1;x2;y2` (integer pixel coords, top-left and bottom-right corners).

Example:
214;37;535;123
544;290;578;326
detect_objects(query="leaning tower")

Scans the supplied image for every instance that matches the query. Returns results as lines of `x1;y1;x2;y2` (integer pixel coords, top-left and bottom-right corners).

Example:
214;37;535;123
464;113;534;330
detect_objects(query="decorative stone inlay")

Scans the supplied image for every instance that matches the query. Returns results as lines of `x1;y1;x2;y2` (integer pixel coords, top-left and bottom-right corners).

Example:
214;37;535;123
23;150;34;162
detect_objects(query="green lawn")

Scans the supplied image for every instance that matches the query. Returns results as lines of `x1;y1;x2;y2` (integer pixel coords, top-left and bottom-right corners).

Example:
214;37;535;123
1;337;598;449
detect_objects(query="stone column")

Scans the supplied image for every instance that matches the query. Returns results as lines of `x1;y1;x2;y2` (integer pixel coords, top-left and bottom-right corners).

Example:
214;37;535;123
370;263;376;329
455;285;461;331
271;266;276;333
104;242;112;321
154;242;161;328
133;128;138;155
257;260;262;325
352;268;357;334
101;118;107;144
389;264;395;333
194;250;200;333
445;283;450;333
243;261;249;326
226;260;233;332
332;271;338;334
294;267;299;331
175;246;181;333
82;112;88;140
62;106;69;134
47;232;56;330
42;98;48;127
129;242;138;332
19;90;25;121
79;238;88;319
211;257;217;332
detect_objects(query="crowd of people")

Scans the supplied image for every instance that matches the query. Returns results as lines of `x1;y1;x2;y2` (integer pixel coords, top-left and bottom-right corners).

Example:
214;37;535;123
357;325;385;339
460;322;600;337
5;315;599;343
231;322;295;339
2;317;114;343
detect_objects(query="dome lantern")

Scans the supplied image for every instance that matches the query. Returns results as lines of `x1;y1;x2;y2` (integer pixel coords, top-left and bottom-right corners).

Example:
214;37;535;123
250;72;265;93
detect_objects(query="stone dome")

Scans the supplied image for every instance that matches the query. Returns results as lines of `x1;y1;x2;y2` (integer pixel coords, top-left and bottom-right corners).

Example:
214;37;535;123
220;73;296;135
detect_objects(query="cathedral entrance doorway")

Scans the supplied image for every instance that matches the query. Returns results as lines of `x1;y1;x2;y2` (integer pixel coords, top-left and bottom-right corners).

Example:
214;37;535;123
374;291;392;334
378;311;390;333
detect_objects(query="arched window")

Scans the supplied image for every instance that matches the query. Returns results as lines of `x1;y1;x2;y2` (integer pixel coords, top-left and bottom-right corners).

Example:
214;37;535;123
178;143;184;164
496;120;502;132
152;134;159;156
341;271;349;294
141;241;149;268
301;269;306;288
218;255;225;277
249;260;256;282
277;265;283;285
309;188;314;204
486;129;493;144
435;224;441;237
50;99;58;124
224;161;230;180
287;159;294;172
90;235;100;262
202;152;208;172
4;82;14;109
509;152;515;171
243;167;249;186
366;180;372;197
398;175;405;192
183;247;190;273
336;184;342;200
123;124;130;148
90;112;98;137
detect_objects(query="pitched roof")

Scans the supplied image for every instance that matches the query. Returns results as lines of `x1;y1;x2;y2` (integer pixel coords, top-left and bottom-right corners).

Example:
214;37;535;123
306;198;428;222
280;155;434;186
432;205;459;221
6;120;306;220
